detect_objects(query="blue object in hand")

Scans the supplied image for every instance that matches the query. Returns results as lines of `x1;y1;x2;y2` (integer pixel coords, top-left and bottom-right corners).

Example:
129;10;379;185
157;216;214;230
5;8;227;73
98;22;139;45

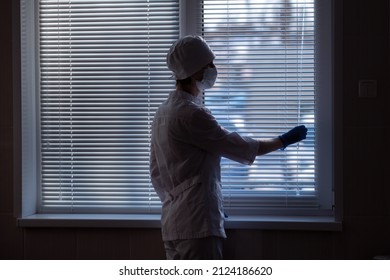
279;125;307;150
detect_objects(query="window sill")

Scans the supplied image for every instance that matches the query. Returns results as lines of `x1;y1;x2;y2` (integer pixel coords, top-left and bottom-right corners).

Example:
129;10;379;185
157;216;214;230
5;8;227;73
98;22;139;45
18;214;342;231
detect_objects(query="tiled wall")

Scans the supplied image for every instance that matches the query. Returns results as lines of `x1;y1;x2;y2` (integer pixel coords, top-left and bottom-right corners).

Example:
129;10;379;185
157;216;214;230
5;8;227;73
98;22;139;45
1;0;389;260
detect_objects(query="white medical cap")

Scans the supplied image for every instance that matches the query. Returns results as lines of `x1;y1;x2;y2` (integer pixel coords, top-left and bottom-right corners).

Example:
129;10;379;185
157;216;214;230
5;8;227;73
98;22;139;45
166;35;215;80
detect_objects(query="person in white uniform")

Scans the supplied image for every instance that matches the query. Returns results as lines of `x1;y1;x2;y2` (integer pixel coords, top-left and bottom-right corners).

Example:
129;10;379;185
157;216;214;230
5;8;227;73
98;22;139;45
150;35;307;259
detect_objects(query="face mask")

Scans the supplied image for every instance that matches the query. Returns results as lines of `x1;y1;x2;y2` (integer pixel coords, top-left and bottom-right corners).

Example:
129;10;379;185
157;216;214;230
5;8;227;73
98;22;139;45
196;67;217;91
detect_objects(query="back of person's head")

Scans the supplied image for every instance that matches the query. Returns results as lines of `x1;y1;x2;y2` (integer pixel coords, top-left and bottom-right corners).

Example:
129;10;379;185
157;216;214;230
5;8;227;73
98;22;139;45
167;35;215;80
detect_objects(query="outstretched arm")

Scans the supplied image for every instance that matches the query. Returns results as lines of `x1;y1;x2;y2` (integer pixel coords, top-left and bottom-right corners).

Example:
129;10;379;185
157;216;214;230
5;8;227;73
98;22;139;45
257;137;284;156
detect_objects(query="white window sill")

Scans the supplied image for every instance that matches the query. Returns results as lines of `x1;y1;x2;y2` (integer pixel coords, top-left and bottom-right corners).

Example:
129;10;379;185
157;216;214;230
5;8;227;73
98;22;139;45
17;214;342;231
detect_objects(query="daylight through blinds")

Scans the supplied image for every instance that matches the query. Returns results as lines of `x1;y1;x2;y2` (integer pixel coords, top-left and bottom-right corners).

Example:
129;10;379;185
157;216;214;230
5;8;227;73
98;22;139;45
39;0;179;212
39;0;318;214
203;0;317;212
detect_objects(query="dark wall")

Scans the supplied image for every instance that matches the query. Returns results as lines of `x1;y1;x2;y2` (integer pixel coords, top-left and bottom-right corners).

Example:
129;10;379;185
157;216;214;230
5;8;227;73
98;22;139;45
1;0;389;260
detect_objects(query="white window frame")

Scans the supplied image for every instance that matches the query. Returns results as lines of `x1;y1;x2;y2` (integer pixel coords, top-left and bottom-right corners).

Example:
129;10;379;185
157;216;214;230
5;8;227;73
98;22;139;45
16;0;341;230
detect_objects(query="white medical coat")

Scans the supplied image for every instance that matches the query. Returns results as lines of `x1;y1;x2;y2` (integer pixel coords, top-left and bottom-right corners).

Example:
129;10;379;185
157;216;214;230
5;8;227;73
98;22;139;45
150;90;259;241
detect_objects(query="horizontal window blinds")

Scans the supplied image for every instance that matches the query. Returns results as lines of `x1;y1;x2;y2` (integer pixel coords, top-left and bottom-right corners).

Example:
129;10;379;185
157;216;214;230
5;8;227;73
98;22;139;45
39;0;179;213
38;0;320;215
202;0;317;212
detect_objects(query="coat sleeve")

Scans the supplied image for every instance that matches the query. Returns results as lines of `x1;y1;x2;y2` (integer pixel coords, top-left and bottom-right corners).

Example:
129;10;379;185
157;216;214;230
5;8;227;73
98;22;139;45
189;107;259;165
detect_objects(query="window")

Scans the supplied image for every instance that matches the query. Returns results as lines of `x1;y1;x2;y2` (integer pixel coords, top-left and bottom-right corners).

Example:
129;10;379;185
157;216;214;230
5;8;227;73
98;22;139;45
20;0;334;223
21;0;179;215
201;0;333;216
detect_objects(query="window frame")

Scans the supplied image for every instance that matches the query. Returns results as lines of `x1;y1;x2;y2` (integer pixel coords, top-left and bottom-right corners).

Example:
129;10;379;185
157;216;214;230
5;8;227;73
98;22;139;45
15;0;342;230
